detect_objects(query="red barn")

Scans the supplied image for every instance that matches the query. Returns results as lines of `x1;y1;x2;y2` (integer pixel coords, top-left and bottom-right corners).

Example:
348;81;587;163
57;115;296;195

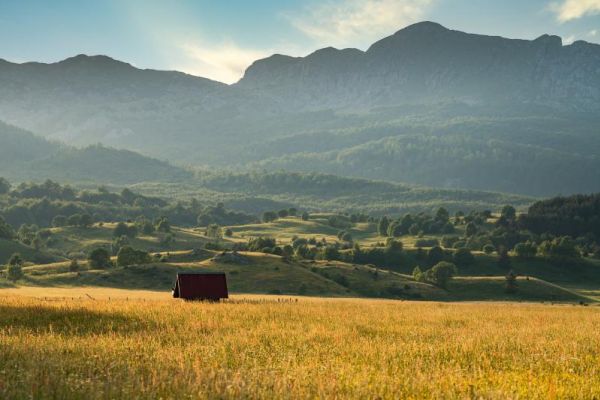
172;272;228;301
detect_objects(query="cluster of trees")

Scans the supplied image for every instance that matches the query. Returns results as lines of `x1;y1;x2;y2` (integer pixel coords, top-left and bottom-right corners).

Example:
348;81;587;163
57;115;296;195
261;208;301;223
0;178;257;231
519;194;600;239
377;208;455;238
196;202;256;226
88;245;151;268
413;262;458;289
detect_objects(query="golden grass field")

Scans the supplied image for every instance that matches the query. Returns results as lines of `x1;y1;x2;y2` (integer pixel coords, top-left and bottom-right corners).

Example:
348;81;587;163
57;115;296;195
1;290;599;399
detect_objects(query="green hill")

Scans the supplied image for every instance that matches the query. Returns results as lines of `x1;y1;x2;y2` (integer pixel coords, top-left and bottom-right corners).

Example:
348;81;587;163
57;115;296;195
0;121;190;184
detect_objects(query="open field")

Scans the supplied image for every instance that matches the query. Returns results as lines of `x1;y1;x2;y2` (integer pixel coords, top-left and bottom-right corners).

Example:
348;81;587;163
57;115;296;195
0;293;599;399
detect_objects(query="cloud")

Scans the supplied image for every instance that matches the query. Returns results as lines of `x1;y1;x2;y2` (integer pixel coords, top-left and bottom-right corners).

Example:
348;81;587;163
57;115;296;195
175;42;270;84
288;0;434;48
563;35;576;44
550;0;600;22
589;29;598;37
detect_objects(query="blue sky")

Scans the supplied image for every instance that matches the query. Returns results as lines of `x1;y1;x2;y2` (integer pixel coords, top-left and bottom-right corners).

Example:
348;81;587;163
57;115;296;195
1;0;599;83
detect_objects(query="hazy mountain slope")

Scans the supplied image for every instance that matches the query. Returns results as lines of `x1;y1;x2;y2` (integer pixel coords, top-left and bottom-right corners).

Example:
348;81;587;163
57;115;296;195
0;121;190;184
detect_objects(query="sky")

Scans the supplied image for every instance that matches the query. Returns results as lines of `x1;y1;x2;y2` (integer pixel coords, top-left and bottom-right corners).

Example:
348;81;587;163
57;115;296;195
0;0;599;84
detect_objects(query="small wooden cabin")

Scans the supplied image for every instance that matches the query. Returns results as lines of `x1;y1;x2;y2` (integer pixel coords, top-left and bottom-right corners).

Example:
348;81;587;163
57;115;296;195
172;272;228;301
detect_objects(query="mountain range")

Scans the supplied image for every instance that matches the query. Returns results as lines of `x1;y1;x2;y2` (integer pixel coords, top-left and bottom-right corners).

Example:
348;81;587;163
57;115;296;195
0;21;599;196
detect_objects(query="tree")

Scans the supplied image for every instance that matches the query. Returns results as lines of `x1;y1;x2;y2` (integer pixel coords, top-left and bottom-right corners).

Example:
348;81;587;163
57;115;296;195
505;270;518;293
514;242;537;259
52;215;68;227
206;224;223;240
386;238;403;252
301;212;310;221
262;211;278;223
0;177;11;195
155;217;171;233
378;216;390;237
497;247;511;270
160;233;175;248
248;237;277;252
79;213;93;228
483;244;496;254
113;222;129;238
67;214;82;227
111;235;130;255
465;222;478;237
88;248;111;268
412;266;425;282
453;247;475;266
117;246;150;267
408;224;420;235
538;236;580;260
277;209;289;218
69;259;80;272
501;205;516;220
338;230;353;243
288;208;298;216
321;246;340;261
426;262;458;289
387;222;403;238
281;244;294;260
427;246;445;266
136;217;155;234
224;228;233;237
6;253;23;281
435;207;449;223
0;216;14;240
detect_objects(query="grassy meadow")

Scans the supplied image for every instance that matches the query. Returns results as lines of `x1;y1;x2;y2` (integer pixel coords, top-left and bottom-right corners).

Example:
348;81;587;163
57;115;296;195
0;293;599;399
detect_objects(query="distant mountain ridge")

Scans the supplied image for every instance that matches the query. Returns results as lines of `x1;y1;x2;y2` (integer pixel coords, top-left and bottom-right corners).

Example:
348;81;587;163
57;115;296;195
237;22;600;110
1;22;599;196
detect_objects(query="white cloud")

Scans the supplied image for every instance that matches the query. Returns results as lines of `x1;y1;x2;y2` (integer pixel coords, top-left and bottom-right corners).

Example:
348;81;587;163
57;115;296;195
563;34;576;44
551;0;600;22
174;41;270;84
589;29;598;36
288;0;434;48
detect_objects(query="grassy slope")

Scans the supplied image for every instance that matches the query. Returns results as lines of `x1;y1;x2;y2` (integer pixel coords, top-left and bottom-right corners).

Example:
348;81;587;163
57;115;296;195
0;239;59;265
45;224;210;258
2;216;597;302
5;251;589;303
